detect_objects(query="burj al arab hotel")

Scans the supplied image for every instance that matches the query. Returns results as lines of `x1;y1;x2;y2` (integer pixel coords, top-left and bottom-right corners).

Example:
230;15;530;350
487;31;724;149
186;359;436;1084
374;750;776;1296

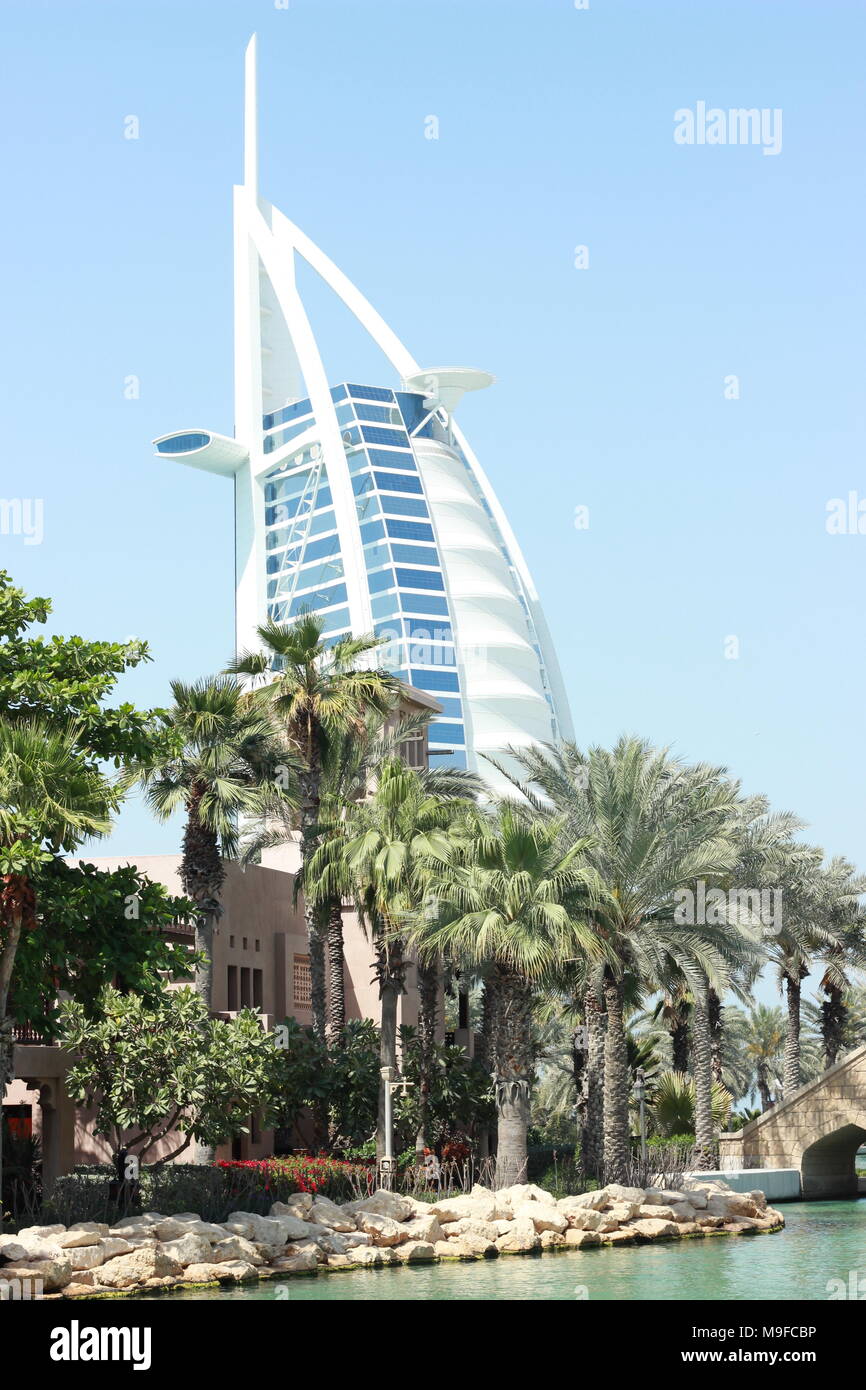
155;37;572;784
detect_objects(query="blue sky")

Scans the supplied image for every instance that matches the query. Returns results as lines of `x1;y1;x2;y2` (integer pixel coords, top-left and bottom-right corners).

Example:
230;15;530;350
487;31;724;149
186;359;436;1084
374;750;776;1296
2;1;864;1014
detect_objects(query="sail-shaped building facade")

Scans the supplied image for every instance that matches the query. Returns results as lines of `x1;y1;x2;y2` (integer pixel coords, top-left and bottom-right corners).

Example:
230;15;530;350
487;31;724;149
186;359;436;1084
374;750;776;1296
155;38;572;785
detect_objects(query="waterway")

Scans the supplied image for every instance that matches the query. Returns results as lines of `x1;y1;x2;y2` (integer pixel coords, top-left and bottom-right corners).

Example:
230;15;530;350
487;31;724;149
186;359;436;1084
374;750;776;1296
172;1199;865;1301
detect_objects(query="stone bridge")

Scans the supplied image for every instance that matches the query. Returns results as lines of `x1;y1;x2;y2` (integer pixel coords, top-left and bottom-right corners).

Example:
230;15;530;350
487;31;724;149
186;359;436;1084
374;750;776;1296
718;1044;866;1198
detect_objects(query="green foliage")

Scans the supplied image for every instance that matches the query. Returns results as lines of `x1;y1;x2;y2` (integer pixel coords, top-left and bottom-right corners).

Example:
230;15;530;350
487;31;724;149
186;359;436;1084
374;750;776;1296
10;859;195;1037
394;1024;494;1150
59;987;277;1162
0;569;169;767
650;1069;732;1137
327;1020;382;1145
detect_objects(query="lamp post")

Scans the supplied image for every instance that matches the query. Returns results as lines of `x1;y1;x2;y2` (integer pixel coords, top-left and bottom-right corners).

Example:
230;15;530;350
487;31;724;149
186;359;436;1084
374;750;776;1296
380;1066;414;1190
634;1068;647;1165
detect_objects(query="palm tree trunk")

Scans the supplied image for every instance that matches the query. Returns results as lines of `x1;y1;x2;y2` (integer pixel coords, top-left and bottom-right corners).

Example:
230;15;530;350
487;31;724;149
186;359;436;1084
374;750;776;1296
671;1014;690;1073
375;934;407;1164
180;796;224;1166
0;878;34;1206
784;972;802;1095
757;1064;772;1112
708;986;724;1085
474;977;496;1158
582;981;605;1180
821;983;846;1069
298;763;326;1042
602;970;630;1183
692;977;715;1169
492;969;534;1188
325;900;345;1044
415;956;439;1155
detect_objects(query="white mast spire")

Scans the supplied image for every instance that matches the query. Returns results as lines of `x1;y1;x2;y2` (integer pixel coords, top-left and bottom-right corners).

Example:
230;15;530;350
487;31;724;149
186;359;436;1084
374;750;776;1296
244;33;258;199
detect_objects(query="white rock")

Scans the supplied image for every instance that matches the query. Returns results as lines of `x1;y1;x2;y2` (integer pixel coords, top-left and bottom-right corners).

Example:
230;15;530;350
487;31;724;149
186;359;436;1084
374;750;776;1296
402;1212;443;1244
55;1223;109;1248
629;1217;680;1239
160;1233;214;1267
512;1202;567;1234
354;1211;410;1247
308;1197;357;1232
97;1248;182;1289
345;1189;415;1223
394;1240;436;1263
66;1245;105;1271
271;1194;314;1220
212;1235;264;1266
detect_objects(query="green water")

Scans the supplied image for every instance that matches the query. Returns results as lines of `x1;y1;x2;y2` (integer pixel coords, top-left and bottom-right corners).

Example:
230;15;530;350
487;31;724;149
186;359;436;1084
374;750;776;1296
173;1200;865;1302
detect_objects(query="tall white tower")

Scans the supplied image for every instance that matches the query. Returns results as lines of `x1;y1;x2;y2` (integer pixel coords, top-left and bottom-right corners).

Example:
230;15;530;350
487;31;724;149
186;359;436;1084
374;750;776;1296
155;36;573;785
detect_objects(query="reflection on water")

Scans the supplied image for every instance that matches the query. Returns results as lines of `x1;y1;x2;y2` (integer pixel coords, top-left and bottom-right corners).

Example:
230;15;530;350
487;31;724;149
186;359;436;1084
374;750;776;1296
170;1200;865;1302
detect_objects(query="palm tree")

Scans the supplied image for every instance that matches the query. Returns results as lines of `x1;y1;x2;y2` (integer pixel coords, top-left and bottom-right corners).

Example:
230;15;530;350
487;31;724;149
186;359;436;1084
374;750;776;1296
735;1003;786;1110
0;718;113;1194
309;756;479;1158
228;614;399;1039
492;737;751;1180
130;677;287;1012
813;858;866;1068
410;802;606;1186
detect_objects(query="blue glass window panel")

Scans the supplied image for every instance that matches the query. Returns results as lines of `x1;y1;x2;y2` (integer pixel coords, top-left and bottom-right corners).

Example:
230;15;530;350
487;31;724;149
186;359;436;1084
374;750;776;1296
363;541;391;570
395;567;445;591
335;403;356;426
355;494;380;522
371;594;400;620
359;519;385;545
427;722;465;746
352;473;375;496
374;472;423;495
395;392;426;431
156;432;210;454
433;696;463;719
353;403;397;424
269;533;340;572
347;384;394;403
365;448;416;472
264;418;314;453
313;485;333;509
289;583;347;617
385;519;434;542
402;617;453;643
368;568;396;595
286;557;344;592
265;468;312;504
361;425;410;448
269;602;287;622
330;384;348;403
341;425;362;448
409;644;455;666
347;450;369;474
308;510;337;537
263;397;312;431
321;607;351;634
374;620;404;641
399;592;450;616
410;668;459;692
389;543;439;567
380;495;429;518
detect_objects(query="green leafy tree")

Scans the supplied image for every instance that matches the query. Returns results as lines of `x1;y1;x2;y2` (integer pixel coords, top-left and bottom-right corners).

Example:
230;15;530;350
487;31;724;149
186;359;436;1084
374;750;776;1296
493;738;754;1178
0;719;115;1192
229;614;399;1039
128;676;289;1013
410;802;605;1187
309;757;478;1159
59;986;276;1166
10;859;194;1037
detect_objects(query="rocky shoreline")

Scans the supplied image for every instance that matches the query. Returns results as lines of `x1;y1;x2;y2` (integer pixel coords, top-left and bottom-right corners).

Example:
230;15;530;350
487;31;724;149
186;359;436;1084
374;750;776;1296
0;1178;785;1299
